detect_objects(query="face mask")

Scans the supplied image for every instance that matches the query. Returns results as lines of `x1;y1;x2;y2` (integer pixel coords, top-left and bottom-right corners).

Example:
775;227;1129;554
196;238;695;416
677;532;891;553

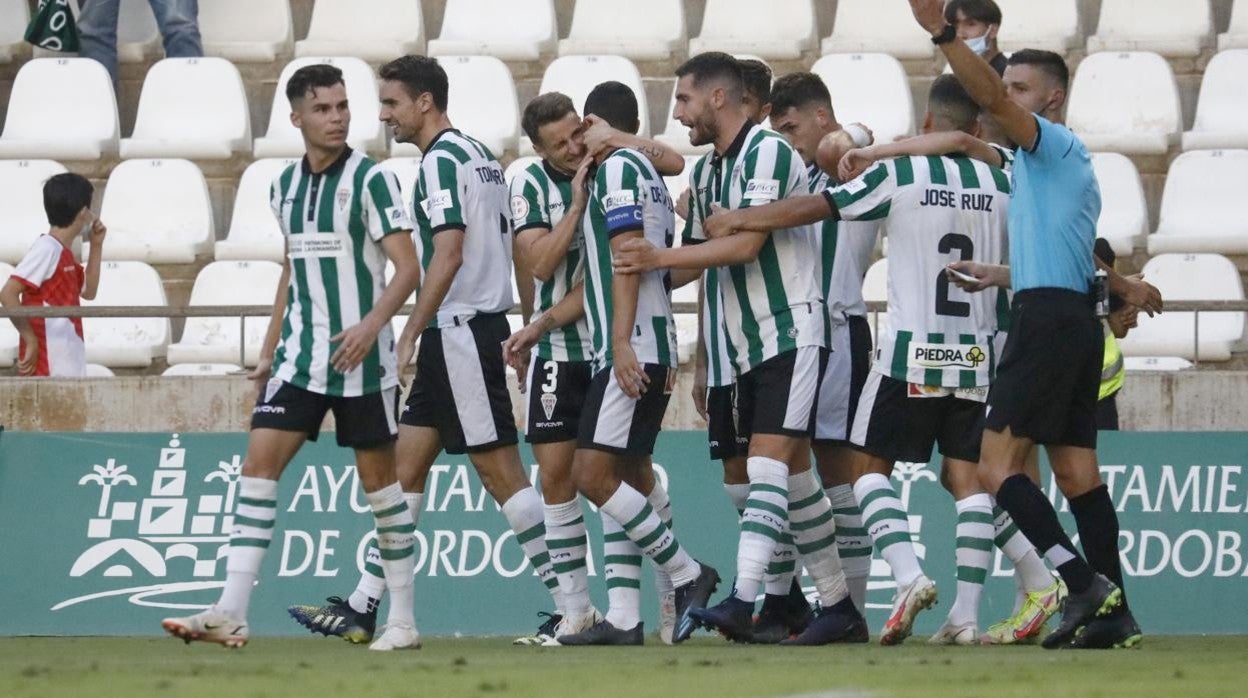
966;32;990;56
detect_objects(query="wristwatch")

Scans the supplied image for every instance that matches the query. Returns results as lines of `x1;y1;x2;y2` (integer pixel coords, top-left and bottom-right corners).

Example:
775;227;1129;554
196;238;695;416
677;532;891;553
932;24;958;45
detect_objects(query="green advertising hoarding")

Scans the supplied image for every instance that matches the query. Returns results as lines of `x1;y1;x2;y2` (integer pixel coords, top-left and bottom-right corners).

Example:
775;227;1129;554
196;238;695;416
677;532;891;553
0;431;1245;637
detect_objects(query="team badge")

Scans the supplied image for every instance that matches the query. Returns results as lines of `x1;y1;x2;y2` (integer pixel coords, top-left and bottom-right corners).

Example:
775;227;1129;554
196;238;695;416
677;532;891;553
336;188;350;212
511;195;530;220
540;392;558;421
264;378;282;404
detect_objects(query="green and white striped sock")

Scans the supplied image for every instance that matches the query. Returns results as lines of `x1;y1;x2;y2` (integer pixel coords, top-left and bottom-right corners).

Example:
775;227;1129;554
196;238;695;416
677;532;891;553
827;484;872;613
600;483;700;587
763;532;798;596
855;473;922;587
602;511;642;629
502;487;562;613
788;470;848;607
217;475;278;619
646;483;675;597
735;457;789;603
993;502;1054;598
367;483;417;627
545;499;591;617
350;492;422;614
949;493;994;627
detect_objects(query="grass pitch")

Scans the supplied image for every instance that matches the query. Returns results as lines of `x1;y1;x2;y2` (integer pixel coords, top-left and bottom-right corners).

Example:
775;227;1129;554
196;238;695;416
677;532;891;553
1;635;1243;698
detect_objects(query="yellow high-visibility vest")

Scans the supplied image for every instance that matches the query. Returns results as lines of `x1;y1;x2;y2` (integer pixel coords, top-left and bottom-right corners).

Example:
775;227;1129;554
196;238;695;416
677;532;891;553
1100;323;1125;400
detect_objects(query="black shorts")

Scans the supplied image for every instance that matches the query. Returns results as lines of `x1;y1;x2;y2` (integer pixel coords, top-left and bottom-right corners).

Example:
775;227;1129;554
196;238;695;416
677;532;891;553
525;358;593;444
399;312;519;455
986;289;1102;449
736;346;826;440
850;371;985;463
577;363;675;456
251;379;399;449
706;383;748;461
814;315;873;444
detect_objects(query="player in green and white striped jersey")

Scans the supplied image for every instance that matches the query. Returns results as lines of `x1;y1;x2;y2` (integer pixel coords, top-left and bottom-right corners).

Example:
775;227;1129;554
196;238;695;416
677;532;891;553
164;64;422;652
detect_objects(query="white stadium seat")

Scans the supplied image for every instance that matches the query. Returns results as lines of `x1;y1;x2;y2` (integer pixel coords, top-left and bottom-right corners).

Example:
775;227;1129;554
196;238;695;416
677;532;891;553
559;0;686;61
0;160;69;264
994;0;1081;54
0;0;30;64
1149;150;1248;255
1066;52;1180;155
167;261;284;366
433;56;519;156
82;261;170;368
0;262;18;366
1219;0;1248;50
1091;153;1149;256
428;0;557;61
200;0;293;62
862;257;888;343
120;58;251;159
1181;50;1248;152
93;159;214;263
1117;254;1245;362
162;363;243;377
690;0;816;60
674;313;698;363
0;58;119;160
215;158;299;263
84;364;114;377
1124;356;1193;372
254;57;385;158
521;56;648;155
295;0;424;62
812;54;915;145
1087;0;1213;58
376;157;424;211
822;0;936;61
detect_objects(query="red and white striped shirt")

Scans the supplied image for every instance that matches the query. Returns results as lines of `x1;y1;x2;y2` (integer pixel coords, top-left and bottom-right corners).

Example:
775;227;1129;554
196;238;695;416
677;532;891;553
12;235;85;377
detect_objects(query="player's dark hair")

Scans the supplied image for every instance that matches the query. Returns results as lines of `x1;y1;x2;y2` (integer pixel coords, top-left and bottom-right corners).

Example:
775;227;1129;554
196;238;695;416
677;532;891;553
43;172;94;228
738;58;772;106
379;55;449;111
584;81;639;135
928;74;981;133
769;72;834;119
285;63;344;104
522;92;577;145
675;52;745;101
944;0;1003;26
1007;49;1070;90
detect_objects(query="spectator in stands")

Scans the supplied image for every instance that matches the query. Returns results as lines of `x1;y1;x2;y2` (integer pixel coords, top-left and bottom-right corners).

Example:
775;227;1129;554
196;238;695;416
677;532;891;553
945;0;1006;75
78;0;202;85
1094;239;1137;432
0;173;105;377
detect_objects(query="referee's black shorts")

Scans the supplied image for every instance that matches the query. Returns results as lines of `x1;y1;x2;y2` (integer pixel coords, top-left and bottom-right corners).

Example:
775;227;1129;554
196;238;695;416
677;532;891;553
985;288;1103;449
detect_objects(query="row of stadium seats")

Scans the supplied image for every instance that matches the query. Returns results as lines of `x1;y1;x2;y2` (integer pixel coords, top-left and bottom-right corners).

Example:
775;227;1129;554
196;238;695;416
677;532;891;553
4;0;1247;67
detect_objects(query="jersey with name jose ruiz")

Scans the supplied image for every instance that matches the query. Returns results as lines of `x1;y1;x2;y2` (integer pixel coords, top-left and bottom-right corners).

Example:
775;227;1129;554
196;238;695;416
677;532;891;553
269;147;412;397
808;164;881;347
825;154;1009;388
582;147;679;374
509;159;593;362
681;152;734;388
685;123;824;376
414;129;514;327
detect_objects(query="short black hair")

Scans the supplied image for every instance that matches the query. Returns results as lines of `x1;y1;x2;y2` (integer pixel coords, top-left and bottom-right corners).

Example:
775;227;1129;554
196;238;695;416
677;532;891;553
583;81;639;134
43;172;94;228
379;55;449;111
1007;49;1070;90
738;58;772;106
927;74;981;132
522;92;577;145
675;51;744;99
285;63;344;104
769;72;833;119
944;0;1003;26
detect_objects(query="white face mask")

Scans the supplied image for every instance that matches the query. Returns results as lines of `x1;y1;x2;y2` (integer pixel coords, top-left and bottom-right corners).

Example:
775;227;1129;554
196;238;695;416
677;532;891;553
966;32;991;56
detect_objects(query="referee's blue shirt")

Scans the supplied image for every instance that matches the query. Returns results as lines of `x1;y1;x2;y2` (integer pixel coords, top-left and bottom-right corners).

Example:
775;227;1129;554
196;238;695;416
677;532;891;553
1008;115;1101;293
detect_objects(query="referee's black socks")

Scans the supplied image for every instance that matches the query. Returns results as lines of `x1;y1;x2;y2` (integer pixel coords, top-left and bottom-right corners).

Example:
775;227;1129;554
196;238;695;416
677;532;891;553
995;473;1095;595
1070;484;1129;610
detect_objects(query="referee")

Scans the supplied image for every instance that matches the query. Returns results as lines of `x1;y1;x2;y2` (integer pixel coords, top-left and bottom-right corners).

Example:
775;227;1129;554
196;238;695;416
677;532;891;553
909;0;1160;650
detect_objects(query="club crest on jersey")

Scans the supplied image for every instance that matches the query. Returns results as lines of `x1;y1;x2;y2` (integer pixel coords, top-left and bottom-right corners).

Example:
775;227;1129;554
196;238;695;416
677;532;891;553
336;188;350;212
510;195;530;221
908;343;987;370
540;392;557;421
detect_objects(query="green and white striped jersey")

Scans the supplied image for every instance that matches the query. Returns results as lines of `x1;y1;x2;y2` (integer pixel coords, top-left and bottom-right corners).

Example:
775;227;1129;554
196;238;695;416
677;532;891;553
582;148;679;374
413;129;513;327
825;154;1010;388
508;160;593;362
269;147;412;397
681;152;735;388
684;123;824;375
808;165;880;347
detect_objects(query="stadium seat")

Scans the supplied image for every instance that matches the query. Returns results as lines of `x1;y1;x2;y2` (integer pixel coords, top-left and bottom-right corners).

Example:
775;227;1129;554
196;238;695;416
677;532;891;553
994;0;1081;54
520;55;648;155
392;56;517;157
1066;52;1180;155
162;363;243;377
0;58;120;160
0;0;30;64
559;0;686;61
200;0;293;62
376;157;423;210
92;159;214;264
84;364;114;377
0;160;69;264
0;263;17;366
1181;50;1248;152
690;0;816;60
82;261;170;368
1148;150;1248;255
674;314;698;362
1091;153;1149;256
215;158;299;263
427;0;557;61
120;58;251;159
1219;0;1248;50
254;57;385;158
295;0;424;62
821;0;936;61
1086;0;1213;58
167;261;284;366
811;54;916;145
1124;356;1194;372
1117;254;1245;362
863;257;888;342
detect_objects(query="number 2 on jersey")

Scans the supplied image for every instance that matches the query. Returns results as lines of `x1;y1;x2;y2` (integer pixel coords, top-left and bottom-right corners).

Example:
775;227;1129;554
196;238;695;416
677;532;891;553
935;233;973;317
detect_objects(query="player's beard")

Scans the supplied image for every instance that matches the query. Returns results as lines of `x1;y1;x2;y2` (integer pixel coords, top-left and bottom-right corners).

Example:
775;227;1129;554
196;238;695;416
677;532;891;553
687;109;718;148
